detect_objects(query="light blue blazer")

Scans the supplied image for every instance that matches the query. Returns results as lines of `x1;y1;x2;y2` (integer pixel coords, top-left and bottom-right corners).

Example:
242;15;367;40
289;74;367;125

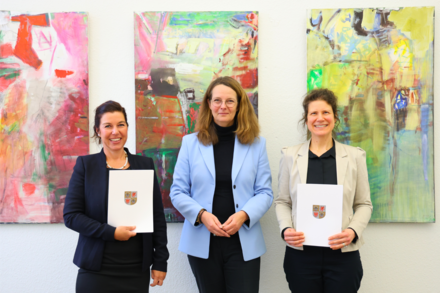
170;132;273;261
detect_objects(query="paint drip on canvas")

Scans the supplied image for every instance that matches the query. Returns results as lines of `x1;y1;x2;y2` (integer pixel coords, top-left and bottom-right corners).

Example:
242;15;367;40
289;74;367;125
134;11;258;222
0;11;89;223
307;7;435;222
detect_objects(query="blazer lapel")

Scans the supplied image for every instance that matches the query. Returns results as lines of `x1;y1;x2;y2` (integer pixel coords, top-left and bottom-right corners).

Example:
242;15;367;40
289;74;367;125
296;140;310;184
232;136;250;183
198;140;216;180
335;141;348;185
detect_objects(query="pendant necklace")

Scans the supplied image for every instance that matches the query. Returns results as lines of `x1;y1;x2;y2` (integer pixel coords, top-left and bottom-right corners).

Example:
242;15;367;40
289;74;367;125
106;151;128;169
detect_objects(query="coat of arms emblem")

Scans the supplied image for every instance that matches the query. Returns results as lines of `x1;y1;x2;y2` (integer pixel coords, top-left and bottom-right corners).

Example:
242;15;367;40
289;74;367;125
124;191;137;205
313;205;326;219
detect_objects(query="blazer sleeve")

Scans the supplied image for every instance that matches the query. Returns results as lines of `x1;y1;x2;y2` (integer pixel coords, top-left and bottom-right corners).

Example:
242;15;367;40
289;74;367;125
274;147;294;233
150;159;169;272
63;157;116;242
241;138;273;229
347;148;373;238
170;136;204;226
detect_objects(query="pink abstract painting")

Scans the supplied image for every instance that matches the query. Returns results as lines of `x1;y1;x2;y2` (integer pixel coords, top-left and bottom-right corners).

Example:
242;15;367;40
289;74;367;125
0;11;89;223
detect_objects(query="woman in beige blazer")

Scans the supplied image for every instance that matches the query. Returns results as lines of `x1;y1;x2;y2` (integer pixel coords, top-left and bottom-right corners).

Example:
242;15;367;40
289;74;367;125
275;88;373;293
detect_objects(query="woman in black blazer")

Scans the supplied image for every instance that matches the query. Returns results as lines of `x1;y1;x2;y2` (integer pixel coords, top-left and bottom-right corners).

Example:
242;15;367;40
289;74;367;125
63;101;169;293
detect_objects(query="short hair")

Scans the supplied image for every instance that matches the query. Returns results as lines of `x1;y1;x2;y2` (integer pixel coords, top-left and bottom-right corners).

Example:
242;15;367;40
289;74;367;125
92;100;128;144
299;88;340;139
195;76;259;145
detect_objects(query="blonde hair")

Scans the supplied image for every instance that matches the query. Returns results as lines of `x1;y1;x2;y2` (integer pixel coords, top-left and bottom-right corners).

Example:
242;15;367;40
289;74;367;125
196;77;259;145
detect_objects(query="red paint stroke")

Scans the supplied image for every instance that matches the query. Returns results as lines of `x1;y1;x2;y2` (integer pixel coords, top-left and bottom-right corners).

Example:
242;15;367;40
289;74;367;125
237;40;252;63
55;69;74;78
22;183;36;196
0;73;19;92
0;43;14;58
11;14;49;69
0;62;20;69
232;68;258;89
233;66;249;71
46;91;89;173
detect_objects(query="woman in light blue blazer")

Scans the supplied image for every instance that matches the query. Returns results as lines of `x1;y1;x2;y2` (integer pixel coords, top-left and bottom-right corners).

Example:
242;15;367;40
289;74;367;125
170;77;273;293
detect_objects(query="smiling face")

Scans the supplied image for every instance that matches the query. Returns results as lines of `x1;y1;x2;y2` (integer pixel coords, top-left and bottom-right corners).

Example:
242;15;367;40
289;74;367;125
96;111;128;154
306;100;336;140
208;84;238;127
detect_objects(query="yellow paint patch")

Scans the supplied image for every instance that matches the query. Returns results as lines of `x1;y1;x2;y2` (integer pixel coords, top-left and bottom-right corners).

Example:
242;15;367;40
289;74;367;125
362;9;376;30
388;7;434;58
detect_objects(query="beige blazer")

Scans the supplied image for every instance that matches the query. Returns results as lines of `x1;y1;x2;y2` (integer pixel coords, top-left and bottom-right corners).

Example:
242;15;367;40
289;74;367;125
274;139;373;252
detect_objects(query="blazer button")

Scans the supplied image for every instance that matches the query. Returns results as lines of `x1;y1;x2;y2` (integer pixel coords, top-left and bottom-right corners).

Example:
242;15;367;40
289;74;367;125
236;204;238;208
233;185;236;189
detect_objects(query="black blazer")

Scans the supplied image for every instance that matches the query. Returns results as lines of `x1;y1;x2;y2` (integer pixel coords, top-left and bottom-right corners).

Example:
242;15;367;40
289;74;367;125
63;148;169;272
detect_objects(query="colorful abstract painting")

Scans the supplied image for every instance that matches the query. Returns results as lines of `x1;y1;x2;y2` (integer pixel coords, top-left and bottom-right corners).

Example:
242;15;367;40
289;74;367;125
134;11;258;222
0;11;89;223
307;7;435;222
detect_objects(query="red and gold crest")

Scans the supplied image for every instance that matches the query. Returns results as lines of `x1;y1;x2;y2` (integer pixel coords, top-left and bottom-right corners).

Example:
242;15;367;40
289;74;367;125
313;205;326;219
124;191;138;206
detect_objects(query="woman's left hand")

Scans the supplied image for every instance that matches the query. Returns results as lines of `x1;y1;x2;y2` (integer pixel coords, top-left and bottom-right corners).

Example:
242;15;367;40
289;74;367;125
328;229;355;250
222;211;249;235
150;270;166;287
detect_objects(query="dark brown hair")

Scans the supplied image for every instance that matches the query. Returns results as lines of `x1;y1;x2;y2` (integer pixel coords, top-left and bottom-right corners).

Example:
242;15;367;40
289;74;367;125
92;100;128;144
196;76;259;145
299;88;340;139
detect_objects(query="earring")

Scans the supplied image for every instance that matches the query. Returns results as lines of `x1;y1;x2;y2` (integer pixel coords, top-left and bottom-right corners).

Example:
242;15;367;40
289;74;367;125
98;134;100;137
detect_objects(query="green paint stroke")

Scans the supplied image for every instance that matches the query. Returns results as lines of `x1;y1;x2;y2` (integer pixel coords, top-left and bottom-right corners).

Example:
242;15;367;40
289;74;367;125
169;11;253;29
39;138;50;173
187;102;201;134
8;121;19;134
4;72;19;80
307;68;322;91
54;188;68;201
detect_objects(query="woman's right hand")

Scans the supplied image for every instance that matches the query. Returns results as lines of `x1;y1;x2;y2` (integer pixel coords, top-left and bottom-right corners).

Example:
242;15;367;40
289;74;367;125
201;212;230;237
284;228;305;247
114;226;137;241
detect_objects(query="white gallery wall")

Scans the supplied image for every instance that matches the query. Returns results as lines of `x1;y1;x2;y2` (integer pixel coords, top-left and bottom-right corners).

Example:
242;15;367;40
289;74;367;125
0;0;438;292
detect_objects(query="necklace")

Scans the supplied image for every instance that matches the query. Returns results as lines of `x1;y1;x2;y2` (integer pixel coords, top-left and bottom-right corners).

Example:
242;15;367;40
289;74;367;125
106;151;128;169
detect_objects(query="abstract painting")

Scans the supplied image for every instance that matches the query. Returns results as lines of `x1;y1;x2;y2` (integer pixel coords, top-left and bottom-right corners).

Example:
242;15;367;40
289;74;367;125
0;11;89;223
134;11;258;222
307;7;435;222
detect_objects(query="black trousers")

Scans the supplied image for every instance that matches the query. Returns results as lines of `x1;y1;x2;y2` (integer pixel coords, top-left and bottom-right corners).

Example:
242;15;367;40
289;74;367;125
76;264;150;293
284;246;363;293
188;234;260;293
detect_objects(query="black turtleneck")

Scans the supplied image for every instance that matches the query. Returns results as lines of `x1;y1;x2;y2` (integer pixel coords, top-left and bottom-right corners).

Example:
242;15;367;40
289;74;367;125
212;122;237;227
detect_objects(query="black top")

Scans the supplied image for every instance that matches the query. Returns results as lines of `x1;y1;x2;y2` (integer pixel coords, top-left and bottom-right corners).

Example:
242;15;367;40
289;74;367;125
103;166;143;265
212;122;237;227
306;142;337;185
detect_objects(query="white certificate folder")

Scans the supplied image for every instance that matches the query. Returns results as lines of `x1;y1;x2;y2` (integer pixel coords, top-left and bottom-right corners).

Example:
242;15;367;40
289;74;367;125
108;170;154;233
296;184;343;247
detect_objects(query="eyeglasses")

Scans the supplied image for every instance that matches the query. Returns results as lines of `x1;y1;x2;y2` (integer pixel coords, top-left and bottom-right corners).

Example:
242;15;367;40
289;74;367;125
210;99;237;108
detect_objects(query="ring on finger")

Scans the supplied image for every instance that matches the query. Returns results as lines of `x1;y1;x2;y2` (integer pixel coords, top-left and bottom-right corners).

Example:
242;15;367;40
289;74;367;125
342;242;346;247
